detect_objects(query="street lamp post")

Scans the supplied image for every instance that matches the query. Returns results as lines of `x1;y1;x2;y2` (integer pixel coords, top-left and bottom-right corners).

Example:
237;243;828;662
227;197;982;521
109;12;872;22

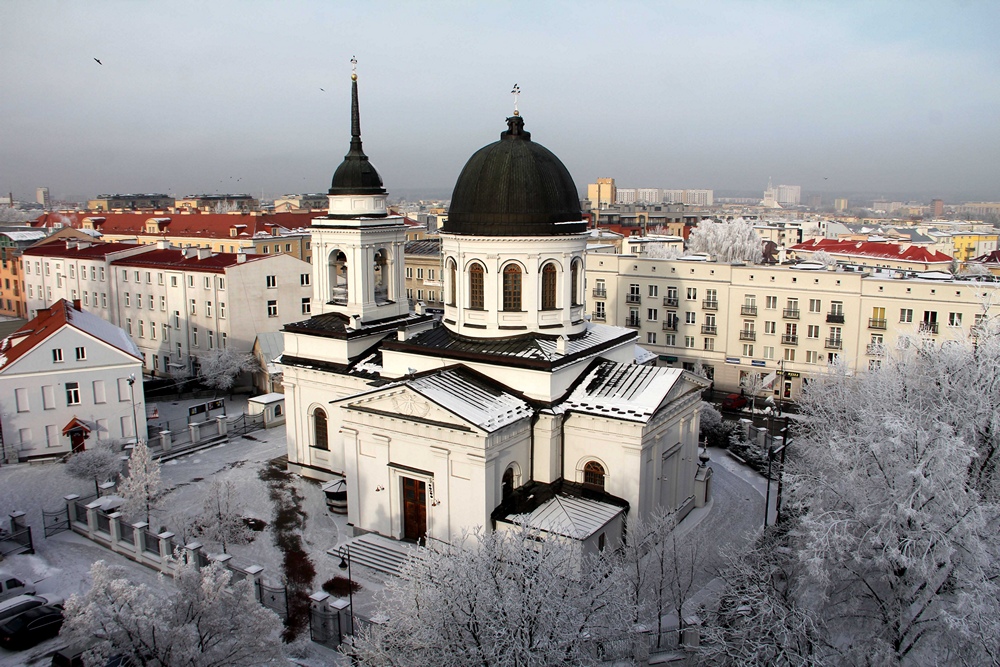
338;545;355;635
126;374;139;446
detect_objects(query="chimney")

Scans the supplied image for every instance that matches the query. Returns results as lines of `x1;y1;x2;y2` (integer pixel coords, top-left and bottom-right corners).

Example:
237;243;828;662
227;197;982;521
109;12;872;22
156;240;170;250
556;335;568;355
183;247;198;259
397;327;409;341
197;247;212;260
72;299;81;311
414;301;425;315
348;314;361;331
236;252;247;264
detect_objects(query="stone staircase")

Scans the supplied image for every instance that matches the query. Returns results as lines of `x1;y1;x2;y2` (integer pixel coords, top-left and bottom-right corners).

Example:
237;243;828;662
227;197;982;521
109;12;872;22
329;534;419;576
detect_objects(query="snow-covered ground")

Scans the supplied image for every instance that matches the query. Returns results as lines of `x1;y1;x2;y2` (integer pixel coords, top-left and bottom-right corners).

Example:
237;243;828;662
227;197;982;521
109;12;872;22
0;411;379;666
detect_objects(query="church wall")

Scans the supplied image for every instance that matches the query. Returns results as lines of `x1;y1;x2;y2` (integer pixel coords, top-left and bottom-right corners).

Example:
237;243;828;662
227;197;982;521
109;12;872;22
639;390;704;521
282;328;391;367
562;414;646;509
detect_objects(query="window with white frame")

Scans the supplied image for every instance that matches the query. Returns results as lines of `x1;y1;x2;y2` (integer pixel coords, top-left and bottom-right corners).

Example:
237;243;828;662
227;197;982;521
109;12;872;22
206;301;212;317
53;348;63;363
685;312;696;324
763;346;774;359
807;350;819;364
704;337;715;351
75;346;86;360
65;382;81;405
190;299;196;315
648;284;658;297
949;312;962;326
302;297;311;314
807;324;820;338
764;321;776;334
647;308;658;321
685;336;695;348
267;300;278;317
300;273;310;286
784;348;796;361
809;299;822;313
646;332;657;345
219;302;226;318
742;344;754;357
266;275;277;288
192;327;198;346
686;287;697;300
766;295;778;309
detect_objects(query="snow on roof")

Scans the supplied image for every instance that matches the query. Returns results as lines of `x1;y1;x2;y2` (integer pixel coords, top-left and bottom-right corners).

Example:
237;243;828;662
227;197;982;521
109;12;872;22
248;393;284;405
65;303;142;360
507;494;624;540
254;331;284;365
0;230;47;242
791;239;952;263
408;368;533;432
634;345;657;365
562;360;685;423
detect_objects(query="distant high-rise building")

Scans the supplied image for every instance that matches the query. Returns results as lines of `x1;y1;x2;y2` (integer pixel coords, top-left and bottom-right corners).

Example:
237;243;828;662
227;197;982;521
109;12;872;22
761;178;779;208
776;184;801;206
931;199;944;217
807;194;822;209
36;187;50;208
587;177;616;207
834;198;849;212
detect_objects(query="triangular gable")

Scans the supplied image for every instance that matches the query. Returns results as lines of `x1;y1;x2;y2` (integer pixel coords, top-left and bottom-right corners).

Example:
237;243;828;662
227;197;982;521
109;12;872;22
337;384;484;433
653;370;711;416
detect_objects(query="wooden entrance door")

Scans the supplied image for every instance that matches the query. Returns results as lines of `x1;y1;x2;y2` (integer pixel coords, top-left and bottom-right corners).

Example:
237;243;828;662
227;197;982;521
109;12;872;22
402;477;427;541
70;431;86;453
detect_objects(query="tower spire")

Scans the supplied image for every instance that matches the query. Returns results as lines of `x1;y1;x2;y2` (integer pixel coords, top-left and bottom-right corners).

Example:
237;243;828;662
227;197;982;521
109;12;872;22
350;56;363;153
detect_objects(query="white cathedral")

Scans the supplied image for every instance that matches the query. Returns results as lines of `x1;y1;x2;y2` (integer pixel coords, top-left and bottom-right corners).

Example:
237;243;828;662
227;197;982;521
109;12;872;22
279;70;710;552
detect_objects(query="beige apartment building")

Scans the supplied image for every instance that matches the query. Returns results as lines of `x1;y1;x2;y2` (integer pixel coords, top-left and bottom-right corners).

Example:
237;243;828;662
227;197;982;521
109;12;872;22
586;253;995;401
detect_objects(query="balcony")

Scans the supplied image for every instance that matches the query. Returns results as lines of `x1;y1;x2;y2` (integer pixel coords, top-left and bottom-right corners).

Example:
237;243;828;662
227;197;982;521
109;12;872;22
826;313;845;324
701;325;717;335
919;321;939;334
781;334;798;345
592;288;607;298
825;337;843;350
662;320;678;331
703;299;718;310
663;296;679;307
782;308;800;319
740;305;758;316
626;294;641;304
739;329;756;341
591;311;606;322
625;316;641;328
869;318;887;330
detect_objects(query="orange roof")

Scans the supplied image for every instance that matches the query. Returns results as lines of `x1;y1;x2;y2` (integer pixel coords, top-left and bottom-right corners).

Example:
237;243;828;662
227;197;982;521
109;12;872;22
0;299;142;371
30;210;318;240
791;239;952;263
112;248;267;273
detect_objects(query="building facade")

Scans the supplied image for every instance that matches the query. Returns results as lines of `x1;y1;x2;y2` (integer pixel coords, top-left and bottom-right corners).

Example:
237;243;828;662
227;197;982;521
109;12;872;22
87;194;175;211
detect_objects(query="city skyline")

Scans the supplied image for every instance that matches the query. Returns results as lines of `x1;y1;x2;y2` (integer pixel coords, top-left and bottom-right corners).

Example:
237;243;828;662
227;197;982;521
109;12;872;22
2;1;1000;203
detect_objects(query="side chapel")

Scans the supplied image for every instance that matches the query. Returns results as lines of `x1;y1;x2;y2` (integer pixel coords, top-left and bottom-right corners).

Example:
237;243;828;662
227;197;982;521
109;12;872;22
279;68;709;551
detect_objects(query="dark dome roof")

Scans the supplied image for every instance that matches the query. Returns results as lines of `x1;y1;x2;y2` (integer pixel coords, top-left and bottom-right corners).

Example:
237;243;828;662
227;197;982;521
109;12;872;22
445;116;585;236
329;78;386;197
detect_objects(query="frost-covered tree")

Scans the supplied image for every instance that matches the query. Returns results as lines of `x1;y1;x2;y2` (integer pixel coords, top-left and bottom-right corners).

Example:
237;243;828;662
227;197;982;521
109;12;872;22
739;373;767;416
0;207;36;224
646;242;683;260
686;218;764;264
191;479;252;554
66;439;123;497
118;439;162;524
349;525;633;667
63;559;283;667
198;348;260;395
808;250;836;267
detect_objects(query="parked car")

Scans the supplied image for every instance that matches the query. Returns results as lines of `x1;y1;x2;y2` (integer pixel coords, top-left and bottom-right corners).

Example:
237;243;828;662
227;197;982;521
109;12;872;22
0;604;64;650
0;593;65;624
721;393;748;411
51;640;134;667
0;572;35;603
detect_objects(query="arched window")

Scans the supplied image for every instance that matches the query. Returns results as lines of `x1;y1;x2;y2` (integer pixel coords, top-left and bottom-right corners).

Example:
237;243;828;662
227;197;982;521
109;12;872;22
541;263;557;310
502;466;515;500
571;260;581;306
373;248;388;303
583;461;605;490
447;259;457;306
329;250;348;305
469;263;484;309
503;264;522;311
313;409;328;450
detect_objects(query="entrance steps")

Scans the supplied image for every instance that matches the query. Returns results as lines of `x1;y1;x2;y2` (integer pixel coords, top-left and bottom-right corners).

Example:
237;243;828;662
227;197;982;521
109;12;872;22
329;534;420;576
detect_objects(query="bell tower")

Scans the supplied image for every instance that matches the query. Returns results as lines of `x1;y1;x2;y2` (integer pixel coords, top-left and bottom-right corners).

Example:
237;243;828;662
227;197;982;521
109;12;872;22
310;60;409;323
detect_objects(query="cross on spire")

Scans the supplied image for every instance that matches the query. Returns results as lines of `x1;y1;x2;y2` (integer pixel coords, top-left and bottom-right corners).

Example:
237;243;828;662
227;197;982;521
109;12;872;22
511;83;520;116
351;56;358;81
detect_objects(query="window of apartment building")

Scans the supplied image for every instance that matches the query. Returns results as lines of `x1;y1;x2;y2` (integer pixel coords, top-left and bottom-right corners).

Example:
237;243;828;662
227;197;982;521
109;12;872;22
647;332;657;345
869;359;882;371
829;326;842;342
153;355;159;371
176;342;183;358
204;276;211;289
809;299;822;313
742;344;754;357
807;324;820;338
15;388;29;413
267;300;278;317
25;263;30;275
47;287;52;301
52;348;63;363
647;308;658;321
684;336;695;348
302;297;311;315
806;350;819;364
148;295;154;309
190;299;197;315
685;312;696;325
830;300;844;316
206;302;213;317
75;346;86;361
120;269;127;282
126;318;132;335
83;293;89;306
828;352;840;364
648;284;658;297
187;275;194;287
160;296;166;311
133;271;140;282
219;302;226;318
124;293;130;307
629;283;640;299
192;328;198;346
300;273;310;286
764;321;776;335
145;272;152;284
136;293;142;310
704;337;715;351
285;244;291;252
406;288;413;300
218;277;225;290
429;269;436;281
71;288;78;301
171;276;178;287
28;285;33;299
173;311;180;328
766;295;777;309
900;308;913;323
162;324;169;342
686;287;697;301
138;320;144;338
65;382;81;406
417;289;424;301
150;322;157;340
763;346;774;360
158;273;164;285
69;265;75;279
949;312;962;326
664;333;676;346
208;331;214;349
406;267;413;279
266;275;277;288
417;268;424;280
784;348;796;362
595;302;606;319
429;290;437;302
665;286;678;303
100;267;105;281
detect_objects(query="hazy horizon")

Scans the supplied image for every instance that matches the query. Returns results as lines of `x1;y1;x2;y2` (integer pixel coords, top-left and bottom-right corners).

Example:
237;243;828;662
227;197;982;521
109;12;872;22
3;1;999;205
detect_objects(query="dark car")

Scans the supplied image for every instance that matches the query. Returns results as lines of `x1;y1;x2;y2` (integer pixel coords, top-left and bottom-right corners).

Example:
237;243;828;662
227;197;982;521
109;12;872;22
721;393;748;411
51;640;134;667
0;604;64;650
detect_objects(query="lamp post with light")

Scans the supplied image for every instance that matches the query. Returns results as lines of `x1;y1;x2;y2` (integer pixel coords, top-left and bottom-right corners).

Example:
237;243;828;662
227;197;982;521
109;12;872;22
126;374;139;446
337;545;355;635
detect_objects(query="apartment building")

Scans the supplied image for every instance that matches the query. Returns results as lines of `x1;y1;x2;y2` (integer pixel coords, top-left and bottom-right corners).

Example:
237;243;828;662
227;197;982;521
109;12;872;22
87;193;175;210
403;238;444;309
22;241;312;377
792;239;953;271
586;253;996;401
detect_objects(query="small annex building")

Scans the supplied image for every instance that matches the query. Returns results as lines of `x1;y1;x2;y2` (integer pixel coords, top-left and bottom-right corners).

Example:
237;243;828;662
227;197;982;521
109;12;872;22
0;299;147;462
279;69;709;551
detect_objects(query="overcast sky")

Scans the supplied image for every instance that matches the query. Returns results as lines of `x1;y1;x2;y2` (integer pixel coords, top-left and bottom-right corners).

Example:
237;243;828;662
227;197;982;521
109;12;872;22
2;1;999;204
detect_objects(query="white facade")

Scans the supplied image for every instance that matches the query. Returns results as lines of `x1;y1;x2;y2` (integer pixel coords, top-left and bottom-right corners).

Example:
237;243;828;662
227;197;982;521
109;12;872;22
0;300;147;461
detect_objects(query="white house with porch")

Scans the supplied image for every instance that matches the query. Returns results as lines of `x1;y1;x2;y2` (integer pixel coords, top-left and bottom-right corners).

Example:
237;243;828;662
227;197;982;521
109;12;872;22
0;299;147;462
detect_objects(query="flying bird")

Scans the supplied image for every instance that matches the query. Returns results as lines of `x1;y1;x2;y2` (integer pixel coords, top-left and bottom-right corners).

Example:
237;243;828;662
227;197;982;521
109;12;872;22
94;58;103;65
320;88;325;92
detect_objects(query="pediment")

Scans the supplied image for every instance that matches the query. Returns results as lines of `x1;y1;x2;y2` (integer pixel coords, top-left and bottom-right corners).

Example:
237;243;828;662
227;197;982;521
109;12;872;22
339;386;480;432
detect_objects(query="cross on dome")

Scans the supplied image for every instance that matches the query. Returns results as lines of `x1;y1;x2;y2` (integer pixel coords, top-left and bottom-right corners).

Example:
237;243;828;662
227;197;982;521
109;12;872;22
351;56;358;81
511;83;521;116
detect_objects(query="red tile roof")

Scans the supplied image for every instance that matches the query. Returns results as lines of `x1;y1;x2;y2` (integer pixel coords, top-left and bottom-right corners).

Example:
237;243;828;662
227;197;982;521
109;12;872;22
0;299;141;371
791;239;952;263
30;210;318;239
112;248;268;273
22;242;144;259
